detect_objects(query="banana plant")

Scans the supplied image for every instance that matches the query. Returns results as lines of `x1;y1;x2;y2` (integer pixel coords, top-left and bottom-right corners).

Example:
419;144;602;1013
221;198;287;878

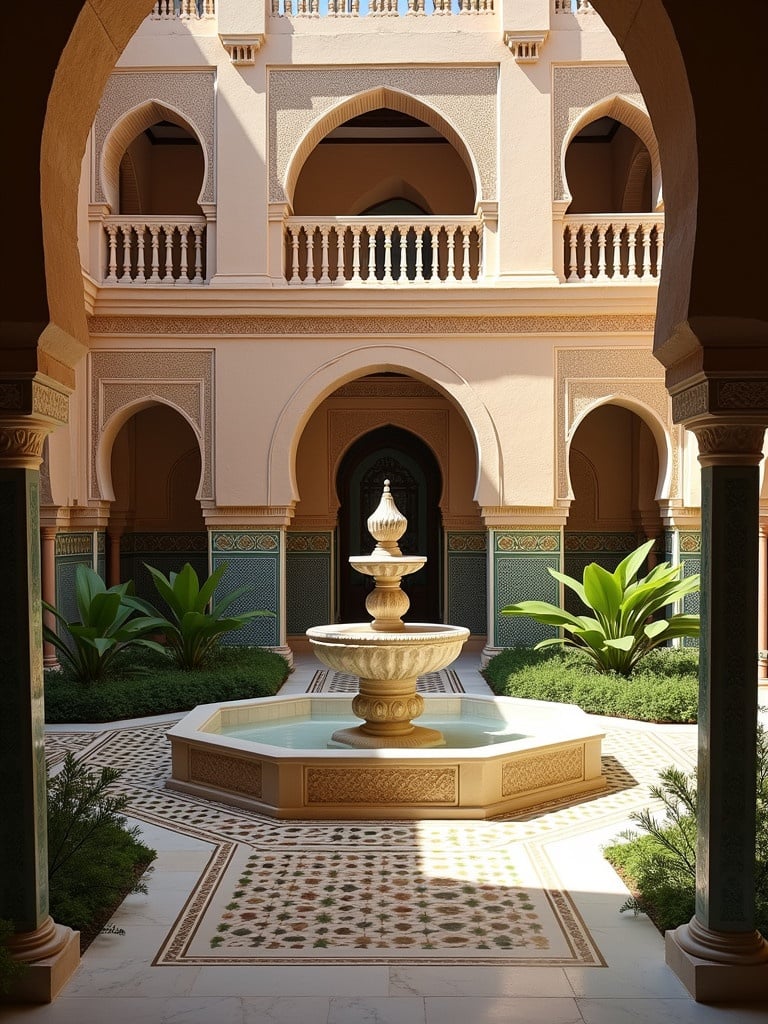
502;539;700;676
127;562;273;669
43;565;167;683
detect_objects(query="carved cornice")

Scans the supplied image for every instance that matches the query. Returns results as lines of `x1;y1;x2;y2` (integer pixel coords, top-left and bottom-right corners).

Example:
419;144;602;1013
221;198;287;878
203;506;294;527
692;422;766;467
88;314;657;337
0;377;69;424
672;377;768;424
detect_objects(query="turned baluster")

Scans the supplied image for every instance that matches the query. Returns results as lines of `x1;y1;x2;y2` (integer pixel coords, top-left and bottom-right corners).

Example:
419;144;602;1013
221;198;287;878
413;225;425;283
399;226;408;282
382;227;393;283
655;223;664;276
596;223;607;280
289;229;300;282
105;225;119;283
640;224;652;279
430;225;439;282
305;226;315;283
319;225;330;284
462;227;471;280
350;227;362;283
134;224;147;282
566;224;579;281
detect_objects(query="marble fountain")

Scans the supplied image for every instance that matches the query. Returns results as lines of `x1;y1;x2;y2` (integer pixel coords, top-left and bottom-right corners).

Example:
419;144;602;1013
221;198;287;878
167;483;605;819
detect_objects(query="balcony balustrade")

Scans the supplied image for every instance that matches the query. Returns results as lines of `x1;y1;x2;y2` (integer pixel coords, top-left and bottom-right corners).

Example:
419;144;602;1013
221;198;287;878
149;0;215;17
563;215;664;282
284;217;482;285
102;217;208;285
271;0;492;15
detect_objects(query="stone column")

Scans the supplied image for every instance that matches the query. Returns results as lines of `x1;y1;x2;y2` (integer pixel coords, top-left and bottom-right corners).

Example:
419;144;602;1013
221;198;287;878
0;382;79;1003
665;421;768;1000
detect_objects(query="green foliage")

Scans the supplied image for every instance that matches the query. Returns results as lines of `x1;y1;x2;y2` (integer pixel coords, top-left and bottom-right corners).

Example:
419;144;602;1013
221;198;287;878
0;918;27;995
605;720;768;935
502;540;700;676
43;565;166;683
483;646;698;723
128;562;273;670
47;753;156;937
45;645;289;723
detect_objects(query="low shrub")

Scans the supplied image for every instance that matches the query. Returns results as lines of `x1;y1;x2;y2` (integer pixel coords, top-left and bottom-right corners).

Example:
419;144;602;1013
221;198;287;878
44;645;289;724
483;646;698;723
604;719;768;936
47;754;156;950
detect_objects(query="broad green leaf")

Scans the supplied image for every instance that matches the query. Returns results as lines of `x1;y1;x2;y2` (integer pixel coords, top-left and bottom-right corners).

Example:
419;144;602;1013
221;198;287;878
644;619;670;639
604;635;636;651
614;538;655;588
583;563;622;620
502;601;585;628
197;562;229;611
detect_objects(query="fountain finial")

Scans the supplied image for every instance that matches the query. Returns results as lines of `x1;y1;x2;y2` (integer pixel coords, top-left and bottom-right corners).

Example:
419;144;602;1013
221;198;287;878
367;479;406;557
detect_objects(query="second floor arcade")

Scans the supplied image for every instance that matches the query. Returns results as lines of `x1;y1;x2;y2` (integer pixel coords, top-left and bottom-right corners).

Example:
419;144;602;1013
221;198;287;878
80;0;663;311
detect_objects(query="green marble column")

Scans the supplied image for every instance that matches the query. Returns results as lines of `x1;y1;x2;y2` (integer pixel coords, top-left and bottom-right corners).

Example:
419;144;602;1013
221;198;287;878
0;469;48;932
697;465;759;932
666;423;768;999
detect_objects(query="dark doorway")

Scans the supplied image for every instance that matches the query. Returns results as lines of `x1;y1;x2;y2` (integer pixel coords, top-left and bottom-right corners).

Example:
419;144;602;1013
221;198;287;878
337;426;443;624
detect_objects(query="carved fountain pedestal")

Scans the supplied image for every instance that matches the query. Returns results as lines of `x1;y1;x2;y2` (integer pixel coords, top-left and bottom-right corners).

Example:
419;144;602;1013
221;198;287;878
307;481;469;748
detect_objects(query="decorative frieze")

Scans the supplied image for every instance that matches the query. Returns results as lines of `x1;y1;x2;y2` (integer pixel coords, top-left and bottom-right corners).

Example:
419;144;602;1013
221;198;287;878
305;766;457;804
672;378;768;423
190;749;262;798
692;423;766;467
88;313;657;337
501;747;584;797
495;532;560;553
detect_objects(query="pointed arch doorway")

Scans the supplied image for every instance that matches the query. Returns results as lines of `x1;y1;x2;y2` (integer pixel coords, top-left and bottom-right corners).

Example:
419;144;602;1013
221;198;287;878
337;426;443;624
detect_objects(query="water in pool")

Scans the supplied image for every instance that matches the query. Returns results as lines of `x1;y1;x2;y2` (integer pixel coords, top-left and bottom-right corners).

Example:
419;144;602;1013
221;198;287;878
215;715;527;749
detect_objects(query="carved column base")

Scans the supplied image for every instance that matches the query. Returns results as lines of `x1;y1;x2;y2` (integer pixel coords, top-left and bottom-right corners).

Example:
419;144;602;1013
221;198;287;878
2;917;80;1004
666;918;768;1003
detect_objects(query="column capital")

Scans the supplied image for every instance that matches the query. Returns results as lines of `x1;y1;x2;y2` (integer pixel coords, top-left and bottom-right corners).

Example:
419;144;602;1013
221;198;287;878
0;374;70;469
690;420;766;468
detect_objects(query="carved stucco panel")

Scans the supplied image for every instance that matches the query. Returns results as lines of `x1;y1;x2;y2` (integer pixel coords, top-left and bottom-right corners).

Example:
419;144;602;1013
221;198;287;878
553;65;645;201
269;67;498;204
556;347;677;501
93;71;216;204
90;350;213;501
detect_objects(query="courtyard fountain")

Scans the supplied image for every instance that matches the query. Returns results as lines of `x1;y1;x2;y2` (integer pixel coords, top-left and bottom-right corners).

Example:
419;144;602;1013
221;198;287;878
305;480;469;748
167;483;606;819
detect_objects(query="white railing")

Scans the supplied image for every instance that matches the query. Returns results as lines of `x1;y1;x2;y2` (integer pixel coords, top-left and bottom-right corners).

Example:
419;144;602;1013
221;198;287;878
271;0;492;15
553;0;594;13
149;0;215;19
103;217;207;284
284;217;482;285
563;216;664;282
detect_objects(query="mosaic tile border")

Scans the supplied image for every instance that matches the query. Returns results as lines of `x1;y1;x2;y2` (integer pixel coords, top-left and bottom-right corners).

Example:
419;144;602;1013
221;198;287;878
307;670;464;694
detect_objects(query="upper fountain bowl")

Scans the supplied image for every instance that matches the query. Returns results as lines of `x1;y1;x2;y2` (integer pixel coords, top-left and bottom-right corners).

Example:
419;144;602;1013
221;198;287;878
306;621;469;680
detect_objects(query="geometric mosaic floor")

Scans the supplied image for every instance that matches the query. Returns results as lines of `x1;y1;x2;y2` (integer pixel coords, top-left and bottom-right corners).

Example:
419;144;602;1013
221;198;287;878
46;712;697;971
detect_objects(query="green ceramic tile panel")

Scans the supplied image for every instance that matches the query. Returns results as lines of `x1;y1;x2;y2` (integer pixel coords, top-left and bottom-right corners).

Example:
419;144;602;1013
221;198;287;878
493;530;560;648
211;531;281;646
286;532;332;634
446;532;487;635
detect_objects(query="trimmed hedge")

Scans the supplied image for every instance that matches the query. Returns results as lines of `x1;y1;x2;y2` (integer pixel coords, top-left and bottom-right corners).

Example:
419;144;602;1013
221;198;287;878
44;645;289;723
482;646;698;723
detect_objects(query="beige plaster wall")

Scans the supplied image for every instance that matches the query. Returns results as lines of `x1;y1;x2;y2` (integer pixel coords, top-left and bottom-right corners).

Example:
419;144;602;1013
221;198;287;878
293;143;475;217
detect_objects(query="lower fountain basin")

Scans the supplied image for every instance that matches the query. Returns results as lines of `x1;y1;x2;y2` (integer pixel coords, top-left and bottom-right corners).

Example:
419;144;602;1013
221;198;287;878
166;694;606;820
